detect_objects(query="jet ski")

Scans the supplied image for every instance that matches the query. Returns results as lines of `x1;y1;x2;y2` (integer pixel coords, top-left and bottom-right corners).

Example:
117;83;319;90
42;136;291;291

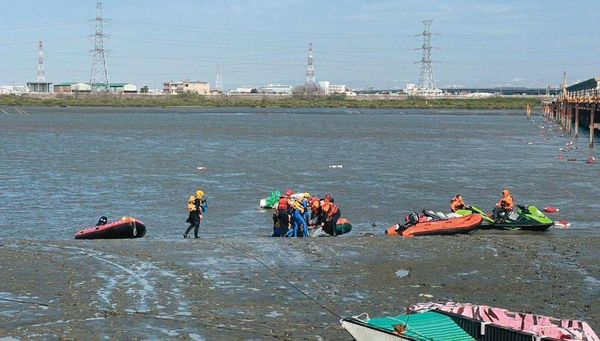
456;205;554;231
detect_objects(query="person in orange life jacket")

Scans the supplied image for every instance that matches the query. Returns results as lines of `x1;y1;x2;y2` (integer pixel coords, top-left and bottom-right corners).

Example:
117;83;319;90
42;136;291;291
309;197;322;227
493;189;515;221
321;196;341;236
184;190;205;238
450;194;466;212
276;194;292;237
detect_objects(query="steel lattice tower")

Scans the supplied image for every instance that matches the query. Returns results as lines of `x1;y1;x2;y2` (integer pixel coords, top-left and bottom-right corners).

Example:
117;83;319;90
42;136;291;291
89;2;110;92
417;20;436;90
37;41;45;82
215;63;223;93
305;42;316;86
561;71;568;95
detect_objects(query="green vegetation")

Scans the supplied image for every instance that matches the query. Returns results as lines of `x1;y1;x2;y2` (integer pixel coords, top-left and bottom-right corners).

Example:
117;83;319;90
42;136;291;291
0;93;541;110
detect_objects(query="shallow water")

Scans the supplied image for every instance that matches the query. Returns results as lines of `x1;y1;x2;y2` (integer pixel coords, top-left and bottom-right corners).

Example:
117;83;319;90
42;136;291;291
0;106;597;239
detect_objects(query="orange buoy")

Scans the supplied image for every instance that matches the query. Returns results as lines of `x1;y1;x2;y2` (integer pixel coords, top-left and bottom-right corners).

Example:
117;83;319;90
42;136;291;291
543;207;559;213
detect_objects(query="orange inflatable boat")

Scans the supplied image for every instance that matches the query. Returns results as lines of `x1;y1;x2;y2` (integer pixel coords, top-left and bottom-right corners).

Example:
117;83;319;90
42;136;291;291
386;214;483;237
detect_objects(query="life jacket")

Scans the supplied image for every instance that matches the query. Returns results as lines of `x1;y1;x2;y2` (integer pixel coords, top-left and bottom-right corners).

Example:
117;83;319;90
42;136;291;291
310;198;320;212
292;201;304;214
499;194;514;210
323;202;339;218
188;195;204;212
450;197;465;212
277;197;290;211
187;195;197;212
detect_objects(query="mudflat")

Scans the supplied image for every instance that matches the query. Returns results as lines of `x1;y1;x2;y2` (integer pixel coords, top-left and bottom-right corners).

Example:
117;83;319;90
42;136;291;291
0;233;597;339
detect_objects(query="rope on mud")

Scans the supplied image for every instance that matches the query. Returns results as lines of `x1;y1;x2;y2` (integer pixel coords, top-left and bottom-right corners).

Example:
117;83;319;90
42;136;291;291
210;240;342;320
0;297;49;307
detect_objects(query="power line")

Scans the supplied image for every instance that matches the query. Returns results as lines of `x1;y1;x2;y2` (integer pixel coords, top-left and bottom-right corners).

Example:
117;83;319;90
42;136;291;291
89;1;109;92
215;63;223;93
305;42;316;86
416;19;438;93
37;41;45;82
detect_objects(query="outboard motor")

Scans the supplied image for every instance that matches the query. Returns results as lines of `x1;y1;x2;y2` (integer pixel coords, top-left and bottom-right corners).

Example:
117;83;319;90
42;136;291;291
404;212;420;226
97;216;108;226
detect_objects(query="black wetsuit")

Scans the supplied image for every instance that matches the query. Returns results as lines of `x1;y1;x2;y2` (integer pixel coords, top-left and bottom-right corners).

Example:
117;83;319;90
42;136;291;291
185;198;203;238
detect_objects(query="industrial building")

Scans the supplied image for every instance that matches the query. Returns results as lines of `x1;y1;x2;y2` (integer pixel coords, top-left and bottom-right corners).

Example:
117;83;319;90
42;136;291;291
163;81;210;95
108;83;138;93
257;84;292;95
54;82;137;94
26;82;52;93
0;86;26;95
318;81;347;95
54;82;92;93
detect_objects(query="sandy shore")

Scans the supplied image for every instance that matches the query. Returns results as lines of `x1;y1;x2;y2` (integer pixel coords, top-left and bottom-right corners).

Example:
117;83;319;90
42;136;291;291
0;233;598;339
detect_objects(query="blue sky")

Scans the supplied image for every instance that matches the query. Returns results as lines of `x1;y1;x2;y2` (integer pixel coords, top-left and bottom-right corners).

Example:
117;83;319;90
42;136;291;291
1;0;599;90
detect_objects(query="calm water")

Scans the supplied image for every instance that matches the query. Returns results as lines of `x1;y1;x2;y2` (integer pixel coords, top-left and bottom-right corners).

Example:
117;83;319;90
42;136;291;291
0;107;598;239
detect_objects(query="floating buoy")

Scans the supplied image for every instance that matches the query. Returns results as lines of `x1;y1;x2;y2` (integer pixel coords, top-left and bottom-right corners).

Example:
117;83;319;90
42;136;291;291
586;157;596;164
197;166;206;170
328;165;343;169
554;220;571;229
543;207;559;213
527;142;534;145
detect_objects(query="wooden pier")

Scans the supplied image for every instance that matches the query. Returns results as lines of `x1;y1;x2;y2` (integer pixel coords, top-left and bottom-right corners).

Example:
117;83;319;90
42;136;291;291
543;77;600;147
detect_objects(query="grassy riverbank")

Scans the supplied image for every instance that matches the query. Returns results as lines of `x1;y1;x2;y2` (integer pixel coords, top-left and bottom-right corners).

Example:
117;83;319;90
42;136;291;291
0;93;541;109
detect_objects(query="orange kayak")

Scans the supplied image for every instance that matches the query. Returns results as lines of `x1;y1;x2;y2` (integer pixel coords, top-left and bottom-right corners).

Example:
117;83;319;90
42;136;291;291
386;214;483;237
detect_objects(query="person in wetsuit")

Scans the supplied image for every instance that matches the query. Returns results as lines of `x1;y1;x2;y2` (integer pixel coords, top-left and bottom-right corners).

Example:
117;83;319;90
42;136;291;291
184;190;206;238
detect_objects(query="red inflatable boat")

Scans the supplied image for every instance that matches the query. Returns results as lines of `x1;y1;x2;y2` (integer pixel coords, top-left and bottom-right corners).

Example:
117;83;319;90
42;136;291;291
386;214;483;237
74;217;146;239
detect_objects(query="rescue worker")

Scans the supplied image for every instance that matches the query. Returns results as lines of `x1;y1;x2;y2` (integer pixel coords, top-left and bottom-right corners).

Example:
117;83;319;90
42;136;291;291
309;197;322;227
450;194;466;212
276;193;292;237
321;197;341;236
271;208;282;237
288;200;309;237
300;193;311;225
493;189;515;221
184;190;206;238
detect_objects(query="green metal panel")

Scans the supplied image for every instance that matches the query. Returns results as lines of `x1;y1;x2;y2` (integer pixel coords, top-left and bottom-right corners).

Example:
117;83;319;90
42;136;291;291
368;311;475;341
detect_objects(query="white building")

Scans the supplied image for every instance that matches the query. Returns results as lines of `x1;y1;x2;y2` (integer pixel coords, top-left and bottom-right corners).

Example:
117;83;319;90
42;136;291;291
229;87;253;94
328;84;346;94
0;86;26;95
163;81;210;95
405;83;416;95
318;81;330;95
406;83;443;97
258;84;292;95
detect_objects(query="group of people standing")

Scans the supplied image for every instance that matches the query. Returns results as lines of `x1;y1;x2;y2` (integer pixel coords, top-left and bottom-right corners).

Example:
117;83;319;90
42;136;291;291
272;190;341;237
449;188;515;221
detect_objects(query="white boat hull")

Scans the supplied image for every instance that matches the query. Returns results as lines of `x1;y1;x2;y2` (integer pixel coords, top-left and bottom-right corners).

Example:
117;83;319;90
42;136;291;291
340;318;409;341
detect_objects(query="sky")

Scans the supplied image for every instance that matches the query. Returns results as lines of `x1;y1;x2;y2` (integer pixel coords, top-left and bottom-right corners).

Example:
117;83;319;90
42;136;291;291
1;0;599;90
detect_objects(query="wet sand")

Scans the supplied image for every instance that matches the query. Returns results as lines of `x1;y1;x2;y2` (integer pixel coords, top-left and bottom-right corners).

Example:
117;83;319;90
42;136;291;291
0;233;597;339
